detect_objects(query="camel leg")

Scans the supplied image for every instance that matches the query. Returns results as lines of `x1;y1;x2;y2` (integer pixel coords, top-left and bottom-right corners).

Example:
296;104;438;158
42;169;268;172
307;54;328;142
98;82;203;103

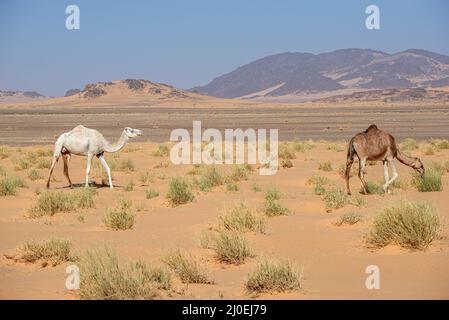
384;160;398;192
62;154;73;188
98;155;113;189
382;160;390;193
345;157;354;195
358;158;368;194
85;154;93;188
46;155;59;189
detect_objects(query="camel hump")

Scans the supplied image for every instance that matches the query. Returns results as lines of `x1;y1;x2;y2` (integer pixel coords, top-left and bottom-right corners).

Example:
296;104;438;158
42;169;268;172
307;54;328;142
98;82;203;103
365;124;378;132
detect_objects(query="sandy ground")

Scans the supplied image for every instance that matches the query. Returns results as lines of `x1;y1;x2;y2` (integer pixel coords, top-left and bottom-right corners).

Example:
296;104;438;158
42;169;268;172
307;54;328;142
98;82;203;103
1;101;449;145
1;139;448;300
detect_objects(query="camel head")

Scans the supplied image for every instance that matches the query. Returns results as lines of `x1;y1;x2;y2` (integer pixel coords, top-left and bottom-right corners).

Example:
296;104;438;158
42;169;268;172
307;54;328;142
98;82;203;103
124;127;142;138
413;157;425;176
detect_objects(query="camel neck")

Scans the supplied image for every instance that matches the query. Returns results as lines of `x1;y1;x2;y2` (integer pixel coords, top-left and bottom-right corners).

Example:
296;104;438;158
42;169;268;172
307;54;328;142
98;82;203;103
105;131;128;153
396;150;417;168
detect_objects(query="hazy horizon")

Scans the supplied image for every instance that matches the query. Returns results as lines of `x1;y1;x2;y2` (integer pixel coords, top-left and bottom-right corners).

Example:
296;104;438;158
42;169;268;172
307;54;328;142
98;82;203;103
1;0;448;96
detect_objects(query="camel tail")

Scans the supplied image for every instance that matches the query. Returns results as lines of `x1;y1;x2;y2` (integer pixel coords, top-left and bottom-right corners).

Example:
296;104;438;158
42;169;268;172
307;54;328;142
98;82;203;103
52;134;65;158
347;138;356;163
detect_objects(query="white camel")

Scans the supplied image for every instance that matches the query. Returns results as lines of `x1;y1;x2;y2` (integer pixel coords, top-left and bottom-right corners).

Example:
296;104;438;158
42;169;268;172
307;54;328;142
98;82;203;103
46;125;142;189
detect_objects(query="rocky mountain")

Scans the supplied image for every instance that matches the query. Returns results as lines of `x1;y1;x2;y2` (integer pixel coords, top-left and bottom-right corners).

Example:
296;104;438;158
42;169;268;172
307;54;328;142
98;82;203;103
191;49;449;98
73;79;205;101
0;90;46;103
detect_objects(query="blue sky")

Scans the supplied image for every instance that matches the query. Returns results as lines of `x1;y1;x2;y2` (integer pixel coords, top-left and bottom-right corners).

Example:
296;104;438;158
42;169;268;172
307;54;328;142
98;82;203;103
1;0;448;96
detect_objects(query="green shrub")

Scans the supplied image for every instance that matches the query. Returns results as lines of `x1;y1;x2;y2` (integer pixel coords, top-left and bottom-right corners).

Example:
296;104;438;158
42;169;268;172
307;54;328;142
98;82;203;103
412;168;443;192
205;230;253;264
318;161;332;171
401;138;419;151
0;145;9;159
0;176;26;196
28;169;43;181
278;143;296;160
29;188;96;217
118;159;135;172
219;202;265;233
197;166;225;191
245;258;302;293
124;180;134;192
335;212;363;226
226;183;239;192
363;181;383;194
367;201;441;250
163;249;213;284
263;188;289;216
20;238;77;267
103;199;135;230
145;188;159;199
166;176;194;206
80;246;170;300
291;140;315;152
151;144;170;157
322;189;348;211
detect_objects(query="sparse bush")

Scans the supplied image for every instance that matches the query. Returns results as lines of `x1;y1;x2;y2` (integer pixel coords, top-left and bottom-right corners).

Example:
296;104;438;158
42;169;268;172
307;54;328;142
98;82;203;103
103;199;135;230
412;168;443;192
197;166;225;191
163;249;213;284
13;158;32;171
219;202;265;233
151;144;170;157
308;175;332;195
280;159;293;168
401;138;419;151
0;145;10;159
322;189;348;211
390;178;409;190
327;143;343;152
263;187;289;216
206;230;253;264
334;212;363;226
28;169;43;181
80;246;170;300
118;159;135;172
318;161;333;171
367;201;441;250
166;176;194;206
278;143;296;160
36;157;51;169
124;180;134;192
291;140;315;152
363;181;383;194
0;175;26;196
229;164;251;181
226;183;239;192
245;258;302;293
145;188;159;199
29;188;96;217
139;170;155;185
429;138;449;150
36;148;53;157
422;146;435;156
20;238;77;267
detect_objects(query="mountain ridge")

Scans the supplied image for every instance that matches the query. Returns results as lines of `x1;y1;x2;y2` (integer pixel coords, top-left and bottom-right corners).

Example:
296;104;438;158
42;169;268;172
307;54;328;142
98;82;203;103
191;48;449;98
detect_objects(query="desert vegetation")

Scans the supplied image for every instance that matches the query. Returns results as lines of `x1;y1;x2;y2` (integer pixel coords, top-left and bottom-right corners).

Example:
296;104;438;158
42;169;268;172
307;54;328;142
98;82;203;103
163;249;213;284
19;238;77;267
103;198;135;230
367;201;441;250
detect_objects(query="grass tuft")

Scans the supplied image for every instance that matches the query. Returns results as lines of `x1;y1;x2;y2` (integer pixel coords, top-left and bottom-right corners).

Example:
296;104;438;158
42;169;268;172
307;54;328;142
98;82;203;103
163;249;213;284
412;168;443;192
219;202;265;233
334;212;363;226
166;176;194;206
21;238;77;267
0;175;26;196
367;201;441;250
79;246;170;300
245;258;302;294
103;199;135;230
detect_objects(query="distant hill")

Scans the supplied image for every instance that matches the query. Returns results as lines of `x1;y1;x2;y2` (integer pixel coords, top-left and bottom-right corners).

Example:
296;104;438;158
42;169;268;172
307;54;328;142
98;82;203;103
0;90;46;103
191;49;449;99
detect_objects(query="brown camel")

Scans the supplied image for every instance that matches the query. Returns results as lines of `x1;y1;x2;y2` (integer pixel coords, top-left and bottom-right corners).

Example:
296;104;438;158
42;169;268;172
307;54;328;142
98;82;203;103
345;124;424;195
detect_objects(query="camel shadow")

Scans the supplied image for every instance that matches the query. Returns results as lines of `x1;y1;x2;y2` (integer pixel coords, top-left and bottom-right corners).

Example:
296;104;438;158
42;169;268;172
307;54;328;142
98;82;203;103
57;182;115;189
